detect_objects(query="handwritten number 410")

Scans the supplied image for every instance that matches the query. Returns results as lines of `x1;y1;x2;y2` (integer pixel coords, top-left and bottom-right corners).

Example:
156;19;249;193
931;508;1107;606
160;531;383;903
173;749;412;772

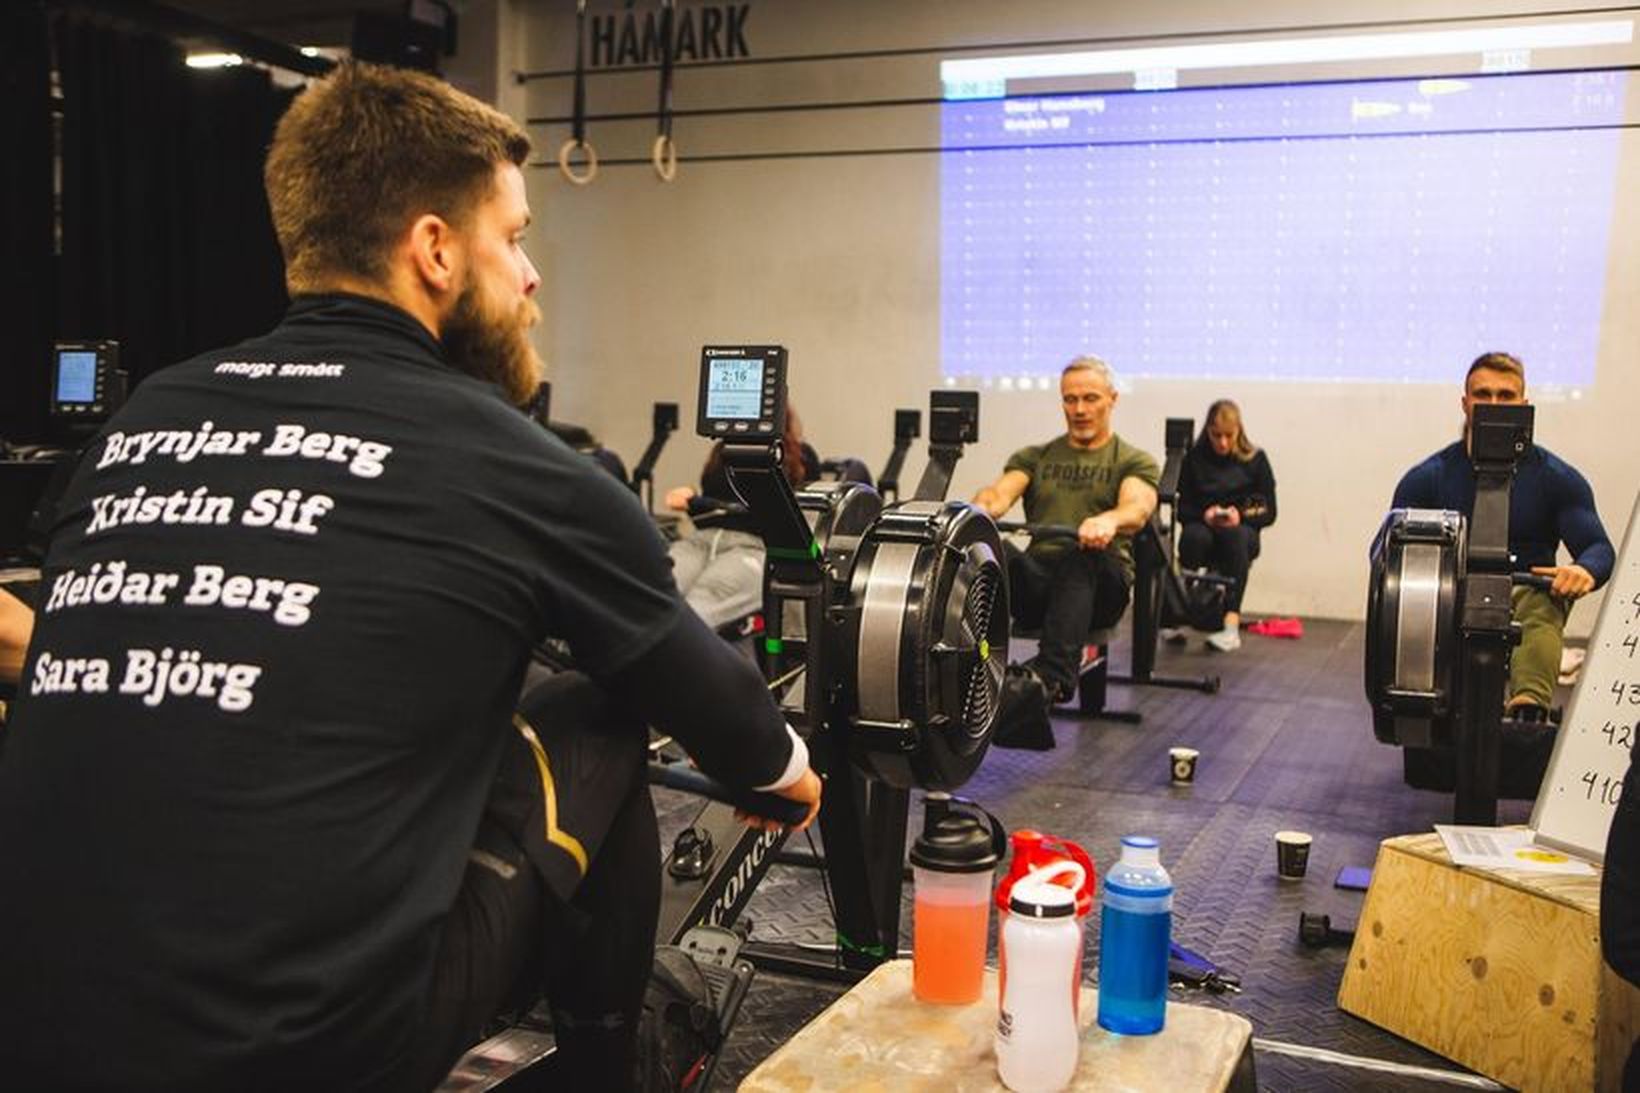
1582;771;1623;805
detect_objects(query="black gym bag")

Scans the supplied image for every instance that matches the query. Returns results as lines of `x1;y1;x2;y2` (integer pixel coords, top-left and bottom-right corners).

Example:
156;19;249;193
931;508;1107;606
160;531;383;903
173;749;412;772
1162;568;1230;633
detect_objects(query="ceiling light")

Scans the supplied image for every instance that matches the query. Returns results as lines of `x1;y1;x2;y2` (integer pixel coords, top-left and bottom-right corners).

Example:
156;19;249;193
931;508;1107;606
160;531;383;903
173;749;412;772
186;52;244;69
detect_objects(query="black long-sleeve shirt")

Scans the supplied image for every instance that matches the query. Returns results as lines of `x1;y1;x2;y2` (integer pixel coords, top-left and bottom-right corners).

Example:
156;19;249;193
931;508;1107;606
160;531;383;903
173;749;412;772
1391;441;1613;584
0;294;791;1089
1177;445;1278;529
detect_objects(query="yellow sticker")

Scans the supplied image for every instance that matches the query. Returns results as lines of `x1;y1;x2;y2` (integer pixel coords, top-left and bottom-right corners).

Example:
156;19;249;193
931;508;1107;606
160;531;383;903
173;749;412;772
1514;849;1568;864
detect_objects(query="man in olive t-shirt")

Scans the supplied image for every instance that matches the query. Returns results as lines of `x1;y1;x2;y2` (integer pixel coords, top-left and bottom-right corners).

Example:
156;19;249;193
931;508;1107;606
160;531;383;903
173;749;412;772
973;357;1159;717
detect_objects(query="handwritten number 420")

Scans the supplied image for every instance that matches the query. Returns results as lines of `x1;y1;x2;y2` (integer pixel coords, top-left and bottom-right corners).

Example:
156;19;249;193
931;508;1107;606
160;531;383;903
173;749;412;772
1602;721;1635;750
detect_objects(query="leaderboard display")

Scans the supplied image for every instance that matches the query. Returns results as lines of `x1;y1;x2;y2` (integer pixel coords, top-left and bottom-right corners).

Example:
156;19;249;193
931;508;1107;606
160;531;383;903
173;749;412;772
939;69;1627;386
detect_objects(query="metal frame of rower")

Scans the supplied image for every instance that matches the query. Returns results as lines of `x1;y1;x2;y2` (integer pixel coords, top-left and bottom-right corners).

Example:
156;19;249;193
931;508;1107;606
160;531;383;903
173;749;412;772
654;388;987;981
1074;417;1225;723
1367;403;1534;825
464;383;1000;1087
1446;405;1531;824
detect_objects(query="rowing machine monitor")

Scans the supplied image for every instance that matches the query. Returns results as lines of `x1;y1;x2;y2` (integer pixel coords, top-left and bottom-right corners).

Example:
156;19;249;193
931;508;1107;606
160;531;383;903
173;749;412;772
896;409;921;441
1164;416;1193;453
929;390;979;445
50;340;126;429
915;390;981;501
697;345;786;441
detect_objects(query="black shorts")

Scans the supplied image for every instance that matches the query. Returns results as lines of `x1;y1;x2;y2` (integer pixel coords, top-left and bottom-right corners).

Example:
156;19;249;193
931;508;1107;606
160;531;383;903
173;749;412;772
506;671;651;901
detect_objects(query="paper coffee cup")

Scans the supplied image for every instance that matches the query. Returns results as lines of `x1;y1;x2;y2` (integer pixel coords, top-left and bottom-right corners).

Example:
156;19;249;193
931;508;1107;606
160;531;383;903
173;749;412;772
1275;831;1312;880
1169;747;1200;786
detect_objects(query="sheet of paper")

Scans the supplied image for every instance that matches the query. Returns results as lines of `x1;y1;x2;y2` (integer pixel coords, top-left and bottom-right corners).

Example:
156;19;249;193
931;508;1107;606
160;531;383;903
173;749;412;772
1434;824;1596;875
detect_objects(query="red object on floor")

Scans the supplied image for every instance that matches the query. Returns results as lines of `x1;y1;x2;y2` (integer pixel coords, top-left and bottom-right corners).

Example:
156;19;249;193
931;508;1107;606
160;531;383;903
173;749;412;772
1247;617;1304;638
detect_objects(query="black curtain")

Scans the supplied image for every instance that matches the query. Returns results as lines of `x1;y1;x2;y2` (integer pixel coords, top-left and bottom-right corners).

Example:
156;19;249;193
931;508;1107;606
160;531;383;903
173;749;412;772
54;15;292;409
0;2;56;443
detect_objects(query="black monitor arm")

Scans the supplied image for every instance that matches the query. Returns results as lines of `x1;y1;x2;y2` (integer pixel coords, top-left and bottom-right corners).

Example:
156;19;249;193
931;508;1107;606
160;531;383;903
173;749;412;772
912;445;965;503
877;439;912;500
1453;402;1533;825
877;409;921;501
630;402;680;512
1156;417;1194;505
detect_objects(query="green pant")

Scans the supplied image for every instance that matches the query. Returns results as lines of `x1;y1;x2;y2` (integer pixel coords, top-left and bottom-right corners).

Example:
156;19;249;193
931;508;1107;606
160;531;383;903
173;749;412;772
1510;586;1573;707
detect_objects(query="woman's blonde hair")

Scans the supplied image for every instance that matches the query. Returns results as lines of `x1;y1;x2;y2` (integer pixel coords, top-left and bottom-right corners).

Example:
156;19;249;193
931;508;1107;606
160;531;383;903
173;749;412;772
1200;399;1257;462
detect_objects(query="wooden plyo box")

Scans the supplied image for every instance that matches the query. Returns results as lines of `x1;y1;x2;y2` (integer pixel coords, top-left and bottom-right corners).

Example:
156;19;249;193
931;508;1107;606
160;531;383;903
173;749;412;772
1338;832;1640;1092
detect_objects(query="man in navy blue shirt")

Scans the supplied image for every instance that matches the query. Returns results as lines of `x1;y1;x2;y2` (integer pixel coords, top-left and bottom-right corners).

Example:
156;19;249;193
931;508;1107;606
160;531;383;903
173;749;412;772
1392;352;1614;718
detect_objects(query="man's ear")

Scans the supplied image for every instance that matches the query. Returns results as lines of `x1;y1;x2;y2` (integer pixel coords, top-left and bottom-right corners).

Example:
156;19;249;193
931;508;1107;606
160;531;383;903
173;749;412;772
406;213;460;296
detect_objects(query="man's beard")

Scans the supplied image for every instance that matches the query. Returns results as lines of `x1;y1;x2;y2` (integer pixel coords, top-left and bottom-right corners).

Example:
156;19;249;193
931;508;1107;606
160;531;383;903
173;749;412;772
440;279;544;407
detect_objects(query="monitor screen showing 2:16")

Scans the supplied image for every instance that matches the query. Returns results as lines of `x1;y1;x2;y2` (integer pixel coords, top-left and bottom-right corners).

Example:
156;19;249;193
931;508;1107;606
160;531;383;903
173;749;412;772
706;359;765;420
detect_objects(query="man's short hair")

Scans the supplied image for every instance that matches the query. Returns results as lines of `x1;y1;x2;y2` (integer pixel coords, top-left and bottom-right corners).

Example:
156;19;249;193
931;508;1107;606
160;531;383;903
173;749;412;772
1062;355;1117;390
264;63;532;293
1465;351;1525;389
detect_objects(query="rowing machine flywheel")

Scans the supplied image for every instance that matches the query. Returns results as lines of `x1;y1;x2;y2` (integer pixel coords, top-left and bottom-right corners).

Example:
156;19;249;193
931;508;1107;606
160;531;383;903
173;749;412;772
843;500;1009;790
1365;508;1466;749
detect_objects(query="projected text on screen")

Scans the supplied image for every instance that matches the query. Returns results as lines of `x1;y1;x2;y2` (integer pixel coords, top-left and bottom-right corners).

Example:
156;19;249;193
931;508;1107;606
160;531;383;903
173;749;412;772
939;71;1626;386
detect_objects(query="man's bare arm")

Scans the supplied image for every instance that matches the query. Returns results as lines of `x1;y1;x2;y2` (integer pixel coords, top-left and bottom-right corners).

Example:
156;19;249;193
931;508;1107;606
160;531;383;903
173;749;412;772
973;469;1030;519
1109;476;1159;534
1078;477;1159;550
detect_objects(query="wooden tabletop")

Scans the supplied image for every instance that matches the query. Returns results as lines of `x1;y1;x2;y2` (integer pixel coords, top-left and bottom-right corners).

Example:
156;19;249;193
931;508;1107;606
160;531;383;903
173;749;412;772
741;959;1252;1092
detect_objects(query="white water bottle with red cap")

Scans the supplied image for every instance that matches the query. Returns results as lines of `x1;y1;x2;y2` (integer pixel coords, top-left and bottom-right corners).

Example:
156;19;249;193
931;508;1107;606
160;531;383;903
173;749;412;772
995;861;1085;1092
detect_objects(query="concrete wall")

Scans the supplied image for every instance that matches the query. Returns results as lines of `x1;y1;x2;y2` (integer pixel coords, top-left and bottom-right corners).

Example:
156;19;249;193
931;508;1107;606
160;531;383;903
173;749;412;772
497;0;1638;630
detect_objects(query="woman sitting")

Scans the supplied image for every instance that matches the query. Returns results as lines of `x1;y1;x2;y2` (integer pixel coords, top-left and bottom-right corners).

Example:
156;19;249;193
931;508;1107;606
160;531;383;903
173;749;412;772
1176;399;1277;651
664;406;817;632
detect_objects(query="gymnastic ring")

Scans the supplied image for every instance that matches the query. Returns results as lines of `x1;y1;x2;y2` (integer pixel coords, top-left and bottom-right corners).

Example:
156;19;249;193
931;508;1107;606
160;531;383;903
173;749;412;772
557;138;598;186
651;134;678;182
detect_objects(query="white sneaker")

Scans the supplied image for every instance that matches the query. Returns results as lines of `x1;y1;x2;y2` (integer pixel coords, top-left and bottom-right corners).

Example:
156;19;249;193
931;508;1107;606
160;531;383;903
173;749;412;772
1206;627;1241;652
1160;627;1188;644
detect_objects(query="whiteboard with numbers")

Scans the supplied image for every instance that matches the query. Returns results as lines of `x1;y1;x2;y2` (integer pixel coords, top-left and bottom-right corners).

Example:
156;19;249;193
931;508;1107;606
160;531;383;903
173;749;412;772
1532;491;1640;862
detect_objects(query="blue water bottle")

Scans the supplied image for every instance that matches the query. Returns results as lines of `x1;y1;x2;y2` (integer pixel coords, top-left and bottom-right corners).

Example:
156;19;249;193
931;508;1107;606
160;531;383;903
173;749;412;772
1096;835;1172;1035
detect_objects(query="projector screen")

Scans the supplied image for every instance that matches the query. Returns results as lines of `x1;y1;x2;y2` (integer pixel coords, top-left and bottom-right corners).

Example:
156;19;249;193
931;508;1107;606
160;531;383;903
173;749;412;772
939;69;1627;387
